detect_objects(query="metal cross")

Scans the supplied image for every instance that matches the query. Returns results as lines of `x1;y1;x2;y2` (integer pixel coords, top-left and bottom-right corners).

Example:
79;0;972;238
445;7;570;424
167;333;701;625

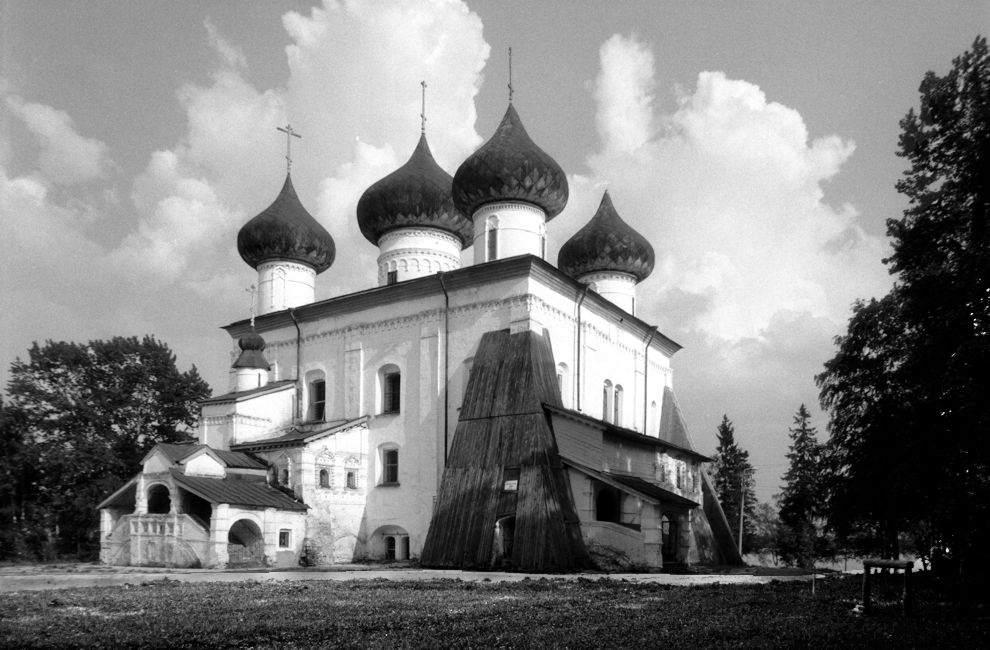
246;284;257;327
421;80;427;134
508;47;514;103
276;124;302;173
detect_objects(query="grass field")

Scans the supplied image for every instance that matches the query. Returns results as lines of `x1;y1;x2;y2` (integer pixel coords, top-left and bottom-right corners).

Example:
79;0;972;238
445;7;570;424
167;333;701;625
0;574;986;648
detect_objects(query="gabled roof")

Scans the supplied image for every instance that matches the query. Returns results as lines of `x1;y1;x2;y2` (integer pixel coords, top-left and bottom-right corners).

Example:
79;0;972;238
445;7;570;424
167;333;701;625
170;469;307;511
97;478;137;510
144;443;267;470
230;416;369;452
199;379;295;406
543;403;711;462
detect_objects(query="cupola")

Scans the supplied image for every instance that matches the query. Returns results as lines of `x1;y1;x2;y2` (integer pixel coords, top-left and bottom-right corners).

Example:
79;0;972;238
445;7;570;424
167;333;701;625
558;191;654;314
230;328;270;392
237;172;335;315
357;123;470;285
452;102;568;265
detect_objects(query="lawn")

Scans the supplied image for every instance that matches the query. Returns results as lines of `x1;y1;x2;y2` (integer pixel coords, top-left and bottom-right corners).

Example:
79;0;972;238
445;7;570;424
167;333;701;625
0;574;986;648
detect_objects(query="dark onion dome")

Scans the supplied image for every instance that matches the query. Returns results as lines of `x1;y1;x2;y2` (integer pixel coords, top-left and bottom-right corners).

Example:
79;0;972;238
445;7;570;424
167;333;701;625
237;174;335;273
558;191;655;283
232;329;270;370
356;134;471;248
452;103;568;220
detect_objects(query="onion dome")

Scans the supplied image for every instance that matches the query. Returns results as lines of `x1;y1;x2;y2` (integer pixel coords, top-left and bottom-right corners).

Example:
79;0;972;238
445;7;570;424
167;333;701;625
232;329;270;371
558;191;655;283
452;104;568;220
237;174;335;273
356;134;471;247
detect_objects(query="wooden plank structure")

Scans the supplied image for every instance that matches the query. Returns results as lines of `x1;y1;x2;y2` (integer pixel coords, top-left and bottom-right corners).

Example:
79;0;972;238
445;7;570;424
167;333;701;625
421;329;591;571
862;559;913;616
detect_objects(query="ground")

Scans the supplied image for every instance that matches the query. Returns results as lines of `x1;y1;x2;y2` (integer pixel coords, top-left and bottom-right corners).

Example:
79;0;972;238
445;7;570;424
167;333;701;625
1;566;987;647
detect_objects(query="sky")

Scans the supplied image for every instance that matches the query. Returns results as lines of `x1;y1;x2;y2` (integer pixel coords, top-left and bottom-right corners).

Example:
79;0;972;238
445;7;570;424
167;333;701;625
1;0;986;500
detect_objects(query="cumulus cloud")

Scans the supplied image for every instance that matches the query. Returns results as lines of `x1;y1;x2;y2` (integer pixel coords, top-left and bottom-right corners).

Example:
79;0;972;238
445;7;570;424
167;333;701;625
554;34;892;489
5;95;111;184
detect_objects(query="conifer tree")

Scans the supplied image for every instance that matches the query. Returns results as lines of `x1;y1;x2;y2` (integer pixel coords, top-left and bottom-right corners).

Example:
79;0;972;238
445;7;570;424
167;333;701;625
712;415;757;552
777;405;824;567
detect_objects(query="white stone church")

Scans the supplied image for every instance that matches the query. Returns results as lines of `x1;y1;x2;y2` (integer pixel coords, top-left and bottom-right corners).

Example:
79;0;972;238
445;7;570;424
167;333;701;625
98;93;740;571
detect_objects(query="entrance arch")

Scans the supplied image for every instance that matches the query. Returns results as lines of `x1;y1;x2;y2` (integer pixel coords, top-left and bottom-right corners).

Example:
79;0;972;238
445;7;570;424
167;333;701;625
147;484;171;514
227;519;265;567
370;525;409;560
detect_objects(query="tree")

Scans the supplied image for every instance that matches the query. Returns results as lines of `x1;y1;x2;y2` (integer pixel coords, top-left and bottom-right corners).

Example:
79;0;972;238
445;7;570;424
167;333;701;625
777;405;826;568
818;36;989;579
1;336;211;560
711;415;757;552
749;501;783;565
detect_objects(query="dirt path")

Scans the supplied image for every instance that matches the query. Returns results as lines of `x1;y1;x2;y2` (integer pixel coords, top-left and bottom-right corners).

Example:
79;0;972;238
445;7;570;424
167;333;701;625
0;566;817;592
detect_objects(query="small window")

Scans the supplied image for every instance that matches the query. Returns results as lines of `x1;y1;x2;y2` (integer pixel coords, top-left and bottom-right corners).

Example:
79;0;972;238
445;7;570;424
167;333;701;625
319;468;330;488
486;216;499;261
346;470;357;489
309;379;326;421
383;448;399;485
278;529;291;548
280;468;290;486
503;467;520;492
614;385;624;426
382;371;400;414
387;270;398;285
602;380;613;423
676;462;685;490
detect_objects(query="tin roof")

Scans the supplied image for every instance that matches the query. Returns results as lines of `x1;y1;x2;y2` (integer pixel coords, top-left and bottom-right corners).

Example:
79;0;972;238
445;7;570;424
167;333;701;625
170;469;307;511
558;191;655;283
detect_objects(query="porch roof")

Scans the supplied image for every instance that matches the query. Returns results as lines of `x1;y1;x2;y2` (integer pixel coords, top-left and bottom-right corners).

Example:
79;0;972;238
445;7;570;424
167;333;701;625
170;470;308;511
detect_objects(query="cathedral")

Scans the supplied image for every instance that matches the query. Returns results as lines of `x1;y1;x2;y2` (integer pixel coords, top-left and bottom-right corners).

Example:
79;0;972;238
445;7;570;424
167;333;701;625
98;87;740;571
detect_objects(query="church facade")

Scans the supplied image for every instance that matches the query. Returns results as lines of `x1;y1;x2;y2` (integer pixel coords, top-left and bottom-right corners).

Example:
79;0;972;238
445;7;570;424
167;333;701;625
99;95;740;571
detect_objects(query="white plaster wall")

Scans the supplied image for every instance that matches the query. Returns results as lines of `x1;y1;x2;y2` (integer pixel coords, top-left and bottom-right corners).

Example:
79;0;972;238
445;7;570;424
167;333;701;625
377;228;461;286
257;261;316;316
579;271;637;315
472;202;547;264
184;454;226;478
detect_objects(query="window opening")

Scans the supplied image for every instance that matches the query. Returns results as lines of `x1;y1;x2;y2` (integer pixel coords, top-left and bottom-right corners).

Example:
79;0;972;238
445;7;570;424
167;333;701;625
595;485;621;523
278;529;291;548
382;371;401;414
383;448;399;484
387;270;398;285
147;485;171;514
486;216;499;261
602;380;613;423
614;385;624;426
319;468;330;488
309;379;326;421
346;470;357;489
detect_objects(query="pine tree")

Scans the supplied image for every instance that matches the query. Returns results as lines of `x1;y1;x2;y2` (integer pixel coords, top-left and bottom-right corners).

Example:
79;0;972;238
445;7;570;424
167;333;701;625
777;405;824;568
712;415;757;552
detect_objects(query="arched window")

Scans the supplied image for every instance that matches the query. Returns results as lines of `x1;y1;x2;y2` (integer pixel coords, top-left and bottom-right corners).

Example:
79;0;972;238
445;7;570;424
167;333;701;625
379;364;401;414
539;222;547;260
649;400;658;435
346;470;357;489
381;446;399;485
307;370;326;422
602;380;613;423
319;468;330;488
556;362;569;406
280;468;290;486
613;385;624;426
486;216;499;261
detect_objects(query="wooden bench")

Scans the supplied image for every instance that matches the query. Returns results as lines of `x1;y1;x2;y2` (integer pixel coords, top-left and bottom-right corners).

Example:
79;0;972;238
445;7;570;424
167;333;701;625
862;559;913;616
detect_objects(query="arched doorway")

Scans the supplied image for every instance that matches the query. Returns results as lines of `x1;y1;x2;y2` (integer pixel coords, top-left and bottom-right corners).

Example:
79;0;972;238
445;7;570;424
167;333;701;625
661;514;679;563
147;485;171;514
595;486;621;523
370;525;409;561
227;519;265;567
493;516;516;566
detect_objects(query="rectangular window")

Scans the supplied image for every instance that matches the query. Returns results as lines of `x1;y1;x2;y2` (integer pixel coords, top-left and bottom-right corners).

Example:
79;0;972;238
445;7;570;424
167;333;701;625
676;462;685;489
383;372;401;413
387;270;398;285
486;225;498;261
310;380;326;421
278;529;291;548
383;449;399;484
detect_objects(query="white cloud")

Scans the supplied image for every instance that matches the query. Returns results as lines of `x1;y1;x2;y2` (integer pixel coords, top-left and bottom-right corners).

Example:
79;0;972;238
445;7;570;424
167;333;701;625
594;34;656;155
5;95;111;184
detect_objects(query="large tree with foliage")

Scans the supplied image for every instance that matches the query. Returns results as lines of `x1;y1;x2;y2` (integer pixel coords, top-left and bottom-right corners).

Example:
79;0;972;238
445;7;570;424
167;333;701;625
777;405;827;567
712;415;757;552
818;37;989;576
1;336;211;560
